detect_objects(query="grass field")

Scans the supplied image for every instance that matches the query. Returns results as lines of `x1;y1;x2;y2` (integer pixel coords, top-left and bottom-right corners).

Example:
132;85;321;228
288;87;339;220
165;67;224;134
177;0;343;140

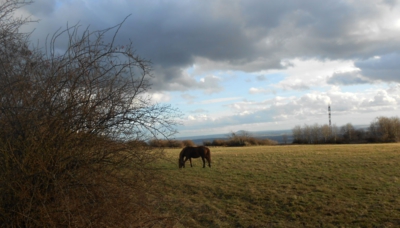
154;144;400;227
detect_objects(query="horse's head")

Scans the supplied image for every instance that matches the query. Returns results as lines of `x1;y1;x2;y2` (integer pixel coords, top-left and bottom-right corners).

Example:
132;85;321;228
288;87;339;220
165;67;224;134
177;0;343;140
178;158;184;168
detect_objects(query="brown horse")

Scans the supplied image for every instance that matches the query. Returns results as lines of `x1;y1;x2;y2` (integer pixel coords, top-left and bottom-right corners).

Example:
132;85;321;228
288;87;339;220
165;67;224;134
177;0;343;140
178;146;211;168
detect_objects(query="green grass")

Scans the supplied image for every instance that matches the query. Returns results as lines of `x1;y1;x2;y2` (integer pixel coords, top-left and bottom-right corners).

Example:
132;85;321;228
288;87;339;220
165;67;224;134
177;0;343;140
154;144;400;227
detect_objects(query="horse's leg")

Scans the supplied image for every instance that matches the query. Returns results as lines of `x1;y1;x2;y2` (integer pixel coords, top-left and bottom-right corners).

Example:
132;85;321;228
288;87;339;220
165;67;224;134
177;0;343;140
189;158;193;167
183;157;190;168
207;157;211;168
201;156;206;168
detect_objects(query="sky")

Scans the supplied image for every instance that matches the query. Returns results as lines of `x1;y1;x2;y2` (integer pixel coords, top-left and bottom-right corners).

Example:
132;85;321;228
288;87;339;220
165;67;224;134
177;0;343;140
17;0;400;137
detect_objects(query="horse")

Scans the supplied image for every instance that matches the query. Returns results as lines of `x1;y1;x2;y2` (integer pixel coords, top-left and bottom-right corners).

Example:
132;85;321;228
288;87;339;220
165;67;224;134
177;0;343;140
178;146;211;168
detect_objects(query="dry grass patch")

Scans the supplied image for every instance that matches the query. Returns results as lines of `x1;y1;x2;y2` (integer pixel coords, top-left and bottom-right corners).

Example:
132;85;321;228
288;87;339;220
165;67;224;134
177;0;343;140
154;144;400;227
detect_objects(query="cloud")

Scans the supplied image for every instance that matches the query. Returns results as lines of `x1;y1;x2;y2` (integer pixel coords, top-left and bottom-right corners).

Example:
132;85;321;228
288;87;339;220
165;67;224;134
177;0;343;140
327;71;371;85
149;67;223;94
249;87;276;94
24;0;56;16
280;80;311;91
361;90;398;107
190;109;208;113
181;93;197;103
150;92;171;103
191;56;283;75
180;86;400;134
149;66;195;91
275;58;358;91
383;0;398;8
198;75;224;94
20;0;400;92
355;54;400;82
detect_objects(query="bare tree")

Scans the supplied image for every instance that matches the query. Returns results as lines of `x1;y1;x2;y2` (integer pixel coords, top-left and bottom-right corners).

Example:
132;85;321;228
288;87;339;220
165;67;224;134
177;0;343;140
302;124;312;144
0;1;179;226
340;123;356;142
390;117;400;141
292;125;303;143
369;116;400;142
228;131;252;146
310;123;321;144
320;124;331;143
331;124;339;143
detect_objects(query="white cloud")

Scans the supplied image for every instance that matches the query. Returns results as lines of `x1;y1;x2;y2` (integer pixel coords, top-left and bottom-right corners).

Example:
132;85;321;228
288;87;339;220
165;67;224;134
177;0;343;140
190;109;208;113
361;90;398;107
179;84;400;136
275;58;358;90
198;75;224;94
150;92;171;103
249;87;276;94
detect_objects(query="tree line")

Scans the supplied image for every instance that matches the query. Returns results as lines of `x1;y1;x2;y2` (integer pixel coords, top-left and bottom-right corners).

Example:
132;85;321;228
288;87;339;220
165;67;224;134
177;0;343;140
148;131;278;148
203;131;278;147
292;116;400;144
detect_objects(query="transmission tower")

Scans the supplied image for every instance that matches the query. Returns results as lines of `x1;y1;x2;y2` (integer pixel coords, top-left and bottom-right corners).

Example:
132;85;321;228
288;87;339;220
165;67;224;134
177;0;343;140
328;104;331;127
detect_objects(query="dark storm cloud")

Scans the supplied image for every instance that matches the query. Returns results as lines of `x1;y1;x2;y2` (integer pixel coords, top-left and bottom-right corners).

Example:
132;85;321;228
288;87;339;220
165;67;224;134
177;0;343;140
355;53;400;82
25;0;56;16
22;0;400;91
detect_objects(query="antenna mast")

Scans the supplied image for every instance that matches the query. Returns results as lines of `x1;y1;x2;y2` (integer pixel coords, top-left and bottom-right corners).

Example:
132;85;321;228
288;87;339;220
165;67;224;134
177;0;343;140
328;104;331;127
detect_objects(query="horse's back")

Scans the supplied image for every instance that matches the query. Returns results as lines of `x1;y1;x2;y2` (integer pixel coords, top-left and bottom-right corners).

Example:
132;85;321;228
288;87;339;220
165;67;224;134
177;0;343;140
191;146;203;158
198;146;210;155
182;146;209;158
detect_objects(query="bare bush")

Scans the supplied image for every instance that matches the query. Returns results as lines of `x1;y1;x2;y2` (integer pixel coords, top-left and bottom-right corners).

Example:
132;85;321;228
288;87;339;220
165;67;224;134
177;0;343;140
182;140;196;147
167;140;184;148
148;139;166;147
257;138;278;146
227;131;248;146
212;139;228;146
148;139;183;148
0;1;179;226
226;131;277;146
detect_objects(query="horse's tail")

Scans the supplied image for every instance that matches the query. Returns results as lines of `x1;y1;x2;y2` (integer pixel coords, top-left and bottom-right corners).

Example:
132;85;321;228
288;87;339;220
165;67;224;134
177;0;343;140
205;147;211;163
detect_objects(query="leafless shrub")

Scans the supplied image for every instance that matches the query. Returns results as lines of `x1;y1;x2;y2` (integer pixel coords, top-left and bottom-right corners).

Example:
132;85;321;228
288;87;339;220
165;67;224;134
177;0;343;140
148;139;183;148
0;1;179;226
167;140;184;148
258;138;278;145
226;131;277;146
212;139;228;146
148;139;165;147
182;139;196;147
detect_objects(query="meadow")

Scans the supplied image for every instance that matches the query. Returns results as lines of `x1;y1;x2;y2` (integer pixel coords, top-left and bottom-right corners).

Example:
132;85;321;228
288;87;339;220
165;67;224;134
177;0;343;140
154;144;400;227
